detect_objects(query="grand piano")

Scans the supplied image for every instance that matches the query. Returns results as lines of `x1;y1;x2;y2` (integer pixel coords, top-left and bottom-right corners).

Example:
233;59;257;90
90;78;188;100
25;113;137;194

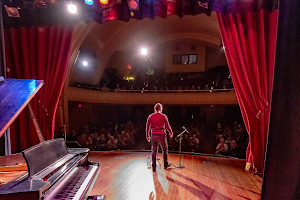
0;78;102;199
0;139;100;200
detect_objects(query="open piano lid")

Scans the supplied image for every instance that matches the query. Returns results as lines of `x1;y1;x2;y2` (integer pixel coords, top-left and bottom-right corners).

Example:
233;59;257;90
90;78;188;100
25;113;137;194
0;78;44;137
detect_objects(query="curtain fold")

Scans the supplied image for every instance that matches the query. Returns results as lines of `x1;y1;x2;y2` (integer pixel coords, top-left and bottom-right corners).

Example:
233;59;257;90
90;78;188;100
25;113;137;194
217;9;278;176
4;25;73;153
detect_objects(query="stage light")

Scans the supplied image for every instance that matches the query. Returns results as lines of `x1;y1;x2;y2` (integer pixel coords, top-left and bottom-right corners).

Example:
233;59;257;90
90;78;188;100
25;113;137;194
128;0;139;10
67;3;78;14
100;0;108;5
82;61;88;66
4;6;20;18
141;48;147;55
85;0;93;5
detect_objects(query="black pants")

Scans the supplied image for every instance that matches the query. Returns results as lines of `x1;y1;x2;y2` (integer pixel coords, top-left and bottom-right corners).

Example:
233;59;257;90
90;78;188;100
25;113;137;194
151;134;168;170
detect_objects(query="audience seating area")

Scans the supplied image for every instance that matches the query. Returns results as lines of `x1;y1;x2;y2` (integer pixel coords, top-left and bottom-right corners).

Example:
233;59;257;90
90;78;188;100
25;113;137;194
70;66;234;93
64;119;248;159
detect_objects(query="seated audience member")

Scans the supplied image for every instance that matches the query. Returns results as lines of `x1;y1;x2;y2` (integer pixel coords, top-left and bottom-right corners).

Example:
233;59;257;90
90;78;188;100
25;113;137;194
114;84;121;92
177;86;183;93
107;136;118;150
68;130;78;141
116;134;126;149
215;132;224;144
120;136;128;149
215;138;228;155
189;134;200;152
87;136;97;151
235;124;247;144
97;134;107;150
78;133;88;147
191;86;196;92
216;123;223;135
101;84;109;92
225;135;232;145
195;129;202;140
228;140;238;157
124;133;134;149
215;123;224;143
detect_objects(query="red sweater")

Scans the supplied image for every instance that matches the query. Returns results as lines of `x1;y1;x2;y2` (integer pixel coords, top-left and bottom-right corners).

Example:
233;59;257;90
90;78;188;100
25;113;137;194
146;112;173;136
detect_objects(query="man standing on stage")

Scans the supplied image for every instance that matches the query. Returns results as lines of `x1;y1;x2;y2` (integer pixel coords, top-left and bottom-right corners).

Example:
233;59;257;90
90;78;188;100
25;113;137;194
146;103;173;172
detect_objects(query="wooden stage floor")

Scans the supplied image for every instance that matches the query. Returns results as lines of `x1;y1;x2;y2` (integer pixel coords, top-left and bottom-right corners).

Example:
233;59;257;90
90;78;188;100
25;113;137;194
89;151;262;200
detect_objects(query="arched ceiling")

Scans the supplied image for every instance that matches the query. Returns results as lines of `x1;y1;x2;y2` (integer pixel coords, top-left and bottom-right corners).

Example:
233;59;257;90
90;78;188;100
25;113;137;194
71;12;221;85
82;12;220;52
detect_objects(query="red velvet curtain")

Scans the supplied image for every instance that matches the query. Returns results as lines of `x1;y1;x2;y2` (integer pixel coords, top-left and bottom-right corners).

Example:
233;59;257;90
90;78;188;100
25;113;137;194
4;25;73;153
217;9;278;176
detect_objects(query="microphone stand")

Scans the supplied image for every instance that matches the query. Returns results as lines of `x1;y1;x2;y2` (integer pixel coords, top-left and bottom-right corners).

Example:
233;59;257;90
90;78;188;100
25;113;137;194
176;129;187;168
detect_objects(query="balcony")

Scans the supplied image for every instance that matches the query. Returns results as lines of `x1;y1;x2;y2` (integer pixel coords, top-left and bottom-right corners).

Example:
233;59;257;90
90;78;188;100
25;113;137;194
67;86;238;105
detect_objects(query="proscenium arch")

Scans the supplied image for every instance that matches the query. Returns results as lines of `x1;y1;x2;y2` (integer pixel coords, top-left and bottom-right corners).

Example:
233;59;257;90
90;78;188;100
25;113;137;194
62;13;223;133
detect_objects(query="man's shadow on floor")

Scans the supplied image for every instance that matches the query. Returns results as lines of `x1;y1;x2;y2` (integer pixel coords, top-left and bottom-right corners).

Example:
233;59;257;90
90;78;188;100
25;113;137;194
151;168;232;200
169;169;232;200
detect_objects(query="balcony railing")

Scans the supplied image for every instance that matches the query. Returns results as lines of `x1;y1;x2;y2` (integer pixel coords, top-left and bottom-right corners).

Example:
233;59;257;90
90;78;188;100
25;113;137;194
67;85;238;105
69;83;235;93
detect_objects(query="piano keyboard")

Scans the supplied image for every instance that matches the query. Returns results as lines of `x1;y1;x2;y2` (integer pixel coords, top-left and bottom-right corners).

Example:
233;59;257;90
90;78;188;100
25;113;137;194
43;165;98;200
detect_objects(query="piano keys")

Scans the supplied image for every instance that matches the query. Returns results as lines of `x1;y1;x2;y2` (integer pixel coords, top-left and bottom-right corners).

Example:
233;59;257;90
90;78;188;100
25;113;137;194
0;138;102;200
43;165;98;200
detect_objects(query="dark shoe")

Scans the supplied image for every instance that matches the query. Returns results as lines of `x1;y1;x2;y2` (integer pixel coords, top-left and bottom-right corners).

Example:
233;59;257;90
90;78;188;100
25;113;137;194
164;163;172;169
